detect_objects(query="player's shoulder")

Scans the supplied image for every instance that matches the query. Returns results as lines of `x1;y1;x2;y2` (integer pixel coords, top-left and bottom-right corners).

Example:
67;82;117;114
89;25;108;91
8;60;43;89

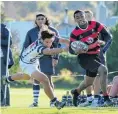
71;26;78;34
88;20;98;25
27;27;38;34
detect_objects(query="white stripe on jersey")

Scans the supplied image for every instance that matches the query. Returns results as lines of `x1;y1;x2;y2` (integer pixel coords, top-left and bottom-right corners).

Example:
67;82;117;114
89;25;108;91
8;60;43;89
20;40;46;64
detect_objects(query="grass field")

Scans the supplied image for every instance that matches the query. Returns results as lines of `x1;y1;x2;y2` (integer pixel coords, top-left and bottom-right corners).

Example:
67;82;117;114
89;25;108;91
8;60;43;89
1;88;118;114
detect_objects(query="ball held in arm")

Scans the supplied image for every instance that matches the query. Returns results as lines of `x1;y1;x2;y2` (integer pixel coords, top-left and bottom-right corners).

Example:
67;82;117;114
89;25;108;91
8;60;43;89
71;41;88;53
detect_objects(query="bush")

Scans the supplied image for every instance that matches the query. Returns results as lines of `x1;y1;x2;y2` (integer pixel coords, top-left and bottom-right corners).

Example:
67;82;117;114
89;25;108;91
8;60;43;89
56;53;85;74
107;23;118;72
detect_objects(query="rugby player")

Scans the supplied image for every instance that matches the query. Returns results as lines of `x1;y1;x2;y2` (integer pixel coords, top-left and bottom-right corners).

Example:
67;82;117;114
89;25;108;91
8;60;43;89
69;10;113;107
5;29;68;109
79;10;112;107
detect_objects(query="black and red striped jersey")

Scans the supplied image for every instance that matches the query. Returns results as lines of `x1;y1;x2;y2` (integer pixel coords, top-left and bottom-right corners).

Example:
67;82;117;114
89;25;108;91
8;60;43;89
70;21;105;55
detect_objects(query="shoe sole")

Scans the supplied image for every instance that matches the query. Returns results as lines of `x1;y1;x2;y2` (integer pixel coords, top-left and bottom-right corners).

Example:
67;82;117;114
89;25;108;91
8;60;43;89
57;102;66;110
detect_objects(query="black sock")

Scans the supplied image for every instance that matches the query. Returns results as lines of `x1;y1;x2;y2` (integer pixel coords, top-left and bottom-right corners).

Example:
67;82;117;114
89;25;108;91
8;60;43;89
87;94;92;97
104;95;109;101
51;97;57;103
7;76;14;82
73;89;79;96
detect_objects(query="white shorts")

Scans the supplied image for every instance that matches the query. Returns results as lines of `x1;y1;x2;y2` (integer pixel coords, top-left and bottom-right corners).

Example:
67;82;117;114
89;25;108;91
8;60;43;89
19;60;39;77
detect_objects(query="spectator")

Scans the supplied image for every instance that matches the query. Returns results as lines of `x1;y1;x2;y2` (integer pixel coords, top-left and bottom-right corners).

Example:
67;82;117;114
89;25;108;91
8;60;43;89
1;23;14;106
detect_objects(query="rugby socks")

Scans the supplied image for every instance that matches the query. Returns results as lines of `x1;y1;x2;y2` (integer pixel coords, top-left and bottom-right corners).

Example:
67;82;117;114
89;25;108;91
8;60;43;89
94;95;99;101
33;84;40;104
87;94;93;102
103;93;110;101
51;97;57;103
71;89;80;96
110;96;118;105
7;76;14;82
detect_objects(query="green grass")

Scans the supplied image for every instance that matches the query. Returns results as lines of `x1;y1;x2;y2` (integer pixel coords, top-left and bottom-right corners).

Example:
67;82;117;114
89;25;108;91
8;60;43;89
1;88;118;114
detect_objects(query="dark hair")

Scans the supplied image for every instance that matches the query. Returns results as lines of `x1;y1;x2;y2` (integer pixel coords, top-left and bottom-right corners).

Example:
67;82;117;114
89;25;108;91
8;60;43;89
35;13;50;26
73;10;84;18
41;30;54;40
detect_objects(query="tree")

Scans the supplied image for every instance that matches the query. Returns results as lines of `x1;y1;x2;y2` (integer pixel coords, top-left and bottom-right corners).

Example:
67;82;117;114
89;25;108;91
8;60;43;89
113;1;118;15
107;23;118;71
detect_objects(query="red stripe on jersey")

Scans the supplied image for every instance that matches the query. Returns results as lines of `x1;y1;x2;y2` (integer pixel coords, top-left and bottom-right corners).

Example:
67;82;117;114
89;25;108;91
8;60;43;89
97;24;104;32
72;21;96;36
80;32;99;43
70;37;77;42
87;49;100;54
30;42;36;48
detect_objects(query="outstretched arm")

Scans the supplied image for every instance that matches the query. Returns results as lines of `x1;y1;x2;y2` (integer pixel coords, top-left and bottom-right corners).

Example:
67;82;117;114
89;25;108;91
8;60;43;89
42;47;68;55
59;38;70;46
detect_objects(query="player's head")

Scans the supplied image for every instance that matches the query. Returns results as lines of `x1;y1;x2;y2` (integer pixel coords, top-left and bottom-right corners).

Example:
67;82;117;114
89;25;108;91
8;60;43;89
41;30;55;48
35;13;50;27
73;10;87;25
84;10;93;21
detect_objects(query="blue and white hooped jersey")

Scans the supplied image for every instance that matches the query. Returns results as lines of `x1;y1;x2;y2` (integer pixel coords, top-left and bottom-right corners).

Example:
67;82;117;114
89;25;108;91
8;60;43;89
20;39;46;64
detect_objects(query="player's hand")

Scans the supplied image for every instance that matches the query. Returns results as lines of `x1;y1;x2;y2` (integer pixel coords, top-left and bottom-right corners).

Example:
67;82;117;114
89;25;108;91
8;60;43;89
75;48;87;54
98;40;105;46
52;59;58;67
63;46;69;52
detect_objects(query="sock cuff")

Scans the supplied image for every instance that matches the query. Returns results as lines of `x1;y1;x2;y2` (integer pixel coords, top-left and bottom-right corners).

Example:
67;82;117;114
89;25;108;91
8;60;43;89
51;97;57;102
103;93;108;96
7;76;14;82
87;94;92;97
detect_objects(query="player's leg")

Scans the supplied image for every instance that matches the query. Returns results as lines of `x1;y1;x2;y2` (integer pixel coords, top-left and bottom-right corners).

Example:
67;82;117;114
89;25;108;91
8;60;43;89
71;55;101;107
47;75;55;107
83;85;93;106
47;75;54;90
71;74;95;107
31;70;65;109
6;73;30;82
109;76;118;106
29;80;40;107
31;71;54;100
93;76;101;96
98;64;113;106
109;76;118;97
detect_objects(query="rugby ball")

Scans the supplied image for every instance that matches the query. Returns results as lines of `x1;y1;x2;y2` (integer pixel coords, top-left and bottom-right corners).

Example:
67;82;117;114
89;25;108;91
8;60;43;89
71;41;88;53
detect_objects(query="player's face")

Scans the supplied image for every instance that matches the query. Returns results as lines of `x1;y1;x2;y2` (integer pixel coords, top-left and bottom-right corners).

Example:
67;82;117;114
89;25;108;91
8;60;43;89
74;12;86;25
85;12;93;21
36;16;46;27
43;37;54;48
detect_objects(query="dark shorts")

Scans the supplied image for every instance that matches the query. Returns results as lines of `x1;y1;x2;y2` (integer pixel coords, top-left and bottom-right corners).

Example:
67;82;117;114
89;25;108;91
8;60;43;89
78;54;103;77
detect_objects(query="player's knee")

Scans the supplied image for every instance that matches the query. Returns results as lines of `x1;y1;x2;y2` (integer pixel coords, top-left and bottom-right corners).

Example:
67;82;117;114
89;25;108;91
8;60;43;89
113;76;118;85
19;73;24;79
98;65;108;75
42;76;49;85
84;80;93;87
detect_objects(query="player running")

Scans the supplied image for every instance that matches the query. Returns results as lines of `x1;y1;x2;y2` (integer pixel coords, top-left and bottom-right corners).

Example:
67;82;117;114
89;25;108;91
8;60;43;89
69;10;113;107
4;28;68;109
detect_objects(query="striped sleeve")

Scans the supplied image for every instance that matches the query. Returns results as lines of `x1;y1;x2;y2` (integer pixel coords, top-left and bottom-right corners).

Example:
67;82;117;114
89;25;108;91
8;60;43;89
69;32;77;55
70;32;77;42
37;46;46;54
96;22;104;32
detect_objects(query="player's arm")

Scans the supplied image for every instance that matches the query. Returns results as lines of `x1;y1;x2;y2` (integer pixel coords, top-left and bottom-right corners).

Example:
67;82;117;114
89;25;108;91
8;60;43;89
37;46;68;55
96;22;112;53
59;38;70;46
43;47;68;55
69;32;78;55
